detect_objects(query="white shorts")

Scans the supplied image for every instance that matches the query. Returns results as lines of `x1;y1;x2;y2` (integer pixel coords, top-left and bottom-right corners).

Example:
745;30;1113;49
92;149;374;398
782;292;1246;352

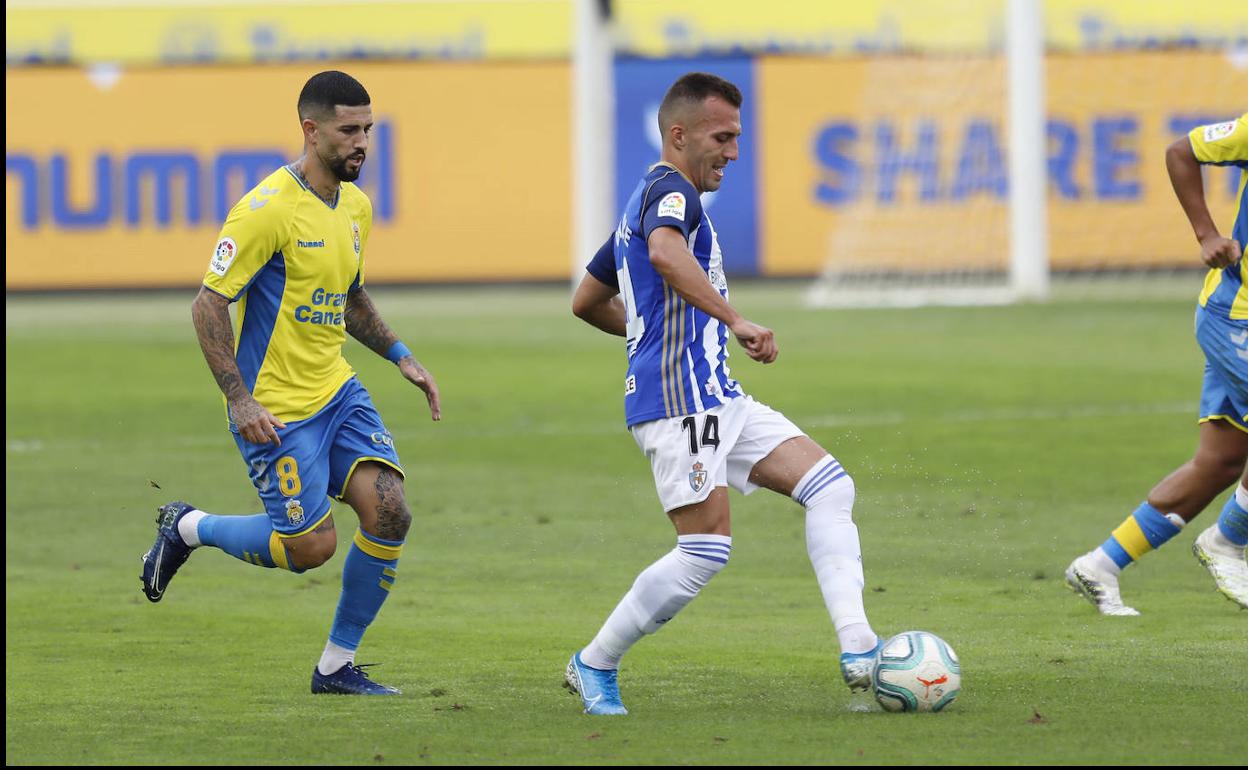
630;395;806;512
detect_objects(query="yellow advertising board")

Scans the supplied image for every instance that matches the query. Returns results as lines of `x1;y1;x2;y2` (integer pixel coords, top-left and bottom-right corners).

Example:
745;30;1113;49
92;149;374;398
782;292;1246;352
6;1;570;65
9;0;1246;67
5;61;571;289
614;0;1247;56
756;50;1247;276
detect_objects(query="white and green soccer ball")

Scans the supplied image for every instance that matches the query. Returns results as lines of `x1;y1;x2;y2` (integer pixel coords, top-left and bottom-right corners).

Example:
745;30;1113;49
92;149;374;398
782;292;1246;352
872;631;961;712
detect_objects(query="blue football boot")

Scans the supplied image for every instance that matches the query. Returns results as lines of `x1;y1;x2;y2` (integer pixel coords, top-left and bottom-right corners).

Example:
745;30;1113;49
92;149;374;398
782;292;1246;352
840;638;883;693
311;663;401;695
564;651;628;715
140;501;196;603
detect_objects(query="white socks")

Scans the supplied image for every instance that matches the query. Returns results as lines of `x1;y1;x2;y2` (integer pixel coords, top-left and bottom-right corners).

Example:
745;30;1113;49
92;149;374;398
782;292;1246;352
580;534;732;670
579;454;880;669
1086;546;1124;576
317;640;356;676
177;509;206;547
794;457;878;655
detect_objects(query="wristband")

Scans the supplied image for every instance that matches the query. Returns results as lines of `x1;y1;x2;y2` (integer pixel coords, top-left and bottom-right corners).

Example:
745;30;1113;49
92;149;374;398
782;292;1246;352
386;341;412;364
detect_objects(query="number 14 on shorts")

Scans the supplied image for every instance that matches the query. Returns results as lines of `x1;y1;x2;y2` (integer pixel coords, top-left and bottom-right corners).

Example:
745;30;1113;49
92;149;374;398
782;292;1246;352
681;414;720;455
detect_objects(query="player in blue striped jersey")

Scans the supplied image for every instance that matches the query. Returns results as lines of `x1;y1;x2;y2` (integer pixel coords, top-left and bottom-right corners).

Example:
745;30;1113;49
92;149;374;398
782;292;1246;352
563;73;882;715
1066;114;1248;614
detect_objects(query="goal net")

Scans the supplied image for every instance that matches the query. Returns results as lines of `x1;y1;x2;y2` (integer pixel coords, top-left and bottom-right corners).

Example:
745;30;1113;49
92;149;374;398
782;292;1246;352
802;1;1247;307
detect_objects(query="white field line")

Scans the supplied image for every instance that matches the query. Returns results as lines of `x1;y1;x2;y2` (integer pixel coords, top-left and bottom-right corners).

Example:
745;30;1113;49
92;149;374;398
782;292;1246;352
5;401;1194;455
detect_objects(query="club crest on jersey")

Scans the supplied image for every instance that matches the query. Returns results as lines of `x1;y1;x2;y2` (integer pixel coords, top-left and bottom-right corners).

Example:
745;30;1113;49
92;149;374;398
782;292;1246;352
351;222;361;255
285;499;305;527
210;237;237;276
657;192;686;221
1204;121;1237;142
689;461;708;492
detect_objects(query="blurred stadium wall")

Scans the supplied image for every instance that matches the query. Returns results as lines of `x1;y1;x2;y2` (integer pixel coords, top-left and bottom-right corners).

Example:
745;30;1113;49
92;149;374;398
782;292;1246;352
6;0;1248;290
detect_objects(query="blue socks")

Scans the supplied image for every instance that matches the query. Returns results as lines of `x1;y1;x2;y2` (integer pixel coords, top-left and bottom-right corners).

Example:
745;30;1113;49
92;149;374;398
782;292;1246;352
1100;502;1184;569
327;530;403;651
198;513;294;570
1217;489;1248;547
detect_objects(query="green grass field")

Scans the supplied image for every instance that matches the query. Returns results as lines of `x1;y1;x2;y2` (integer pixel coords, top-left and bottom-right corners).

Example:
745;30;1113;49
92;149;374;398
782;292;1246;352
6;285;1245;765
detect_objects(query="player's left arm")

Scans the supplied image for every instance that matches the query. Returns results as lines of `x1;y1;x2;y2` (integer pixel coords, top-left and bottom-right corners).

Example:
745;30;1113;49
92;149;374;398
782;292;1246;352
649;227;777;364
343;287;441;421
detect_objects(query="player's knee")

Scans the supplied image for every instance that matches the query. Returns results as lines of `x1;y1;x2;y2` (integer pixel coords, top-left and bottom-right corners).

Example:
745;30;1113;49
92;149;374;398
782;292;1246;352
1194;448;1247;488
673;538;732;590
286;530;337;570
369;468;412;540
380;504;412;540
800;472;856;521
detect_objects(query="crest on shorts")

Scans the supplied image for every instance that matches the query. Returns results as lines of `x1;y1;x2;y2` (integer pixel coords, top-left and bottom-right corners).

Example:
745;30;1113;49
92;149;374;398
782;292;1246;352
688;461;708;492
351;221;361;255
285;498;305;527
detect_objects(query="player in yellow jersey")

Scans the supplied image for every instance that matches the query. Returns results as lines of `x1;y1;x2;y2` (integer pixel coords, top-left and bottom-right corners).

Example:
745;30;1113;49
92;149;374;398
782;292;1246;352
1066;113;1248;614
140;71;442;693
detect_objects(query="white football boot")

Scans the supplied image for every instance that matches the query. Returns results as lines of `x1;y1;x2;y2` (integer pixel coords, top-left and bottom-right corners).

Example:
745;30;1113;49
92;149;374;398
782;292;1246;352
1192;526;1248;610
1065;553;1140;616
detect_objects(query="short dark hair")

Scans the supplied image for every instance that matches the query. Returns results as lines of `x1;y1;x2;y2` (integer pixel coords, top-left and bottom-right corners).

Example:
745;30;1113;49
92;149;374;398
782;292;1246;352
657;72;743;133
297;71;370;121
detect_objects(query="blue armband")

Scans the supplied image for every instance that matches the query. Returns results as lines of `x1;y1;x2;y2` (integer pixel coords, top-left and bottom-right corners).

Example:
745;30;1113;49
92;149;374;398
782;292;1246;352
386;341;412;364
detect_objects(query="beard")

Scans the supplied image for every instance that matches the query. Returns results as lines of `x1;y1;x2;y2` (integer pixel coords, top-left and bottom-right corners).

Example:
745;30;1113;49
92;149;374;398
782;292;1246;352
326;151;365;182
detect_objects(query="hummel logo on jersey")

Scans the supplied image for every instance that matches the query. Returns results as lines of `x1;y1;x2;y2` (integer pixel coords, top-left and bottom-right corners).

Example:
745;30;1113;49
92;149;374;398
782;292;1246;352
297;239;326;249
249;185;280;210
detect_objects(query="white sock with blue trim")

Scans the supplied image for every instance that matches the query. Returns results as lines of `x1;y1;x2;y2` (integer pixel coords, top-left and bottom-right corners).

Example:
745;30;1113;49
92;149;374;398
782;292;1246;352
580;534;732;670
795;456;877;655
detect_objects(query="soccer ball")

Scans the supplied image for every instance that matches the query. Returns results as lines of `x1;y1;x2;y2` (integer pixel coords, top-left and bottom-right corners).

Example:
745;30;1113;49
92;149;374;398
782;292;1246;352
872;630;961;712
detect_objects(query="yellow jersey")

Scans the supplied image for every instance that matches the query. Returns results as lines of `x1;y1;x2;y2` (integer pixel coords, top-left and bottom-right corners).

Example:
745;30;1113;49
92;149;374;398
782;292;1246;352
203;165;372;422
1191;113;1248;320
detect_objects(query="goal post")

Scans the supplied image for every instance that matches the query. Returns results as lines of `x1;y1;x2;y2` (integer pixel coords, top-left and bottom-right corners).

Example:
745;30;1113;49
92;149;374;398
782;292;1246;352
1007;0;1049;302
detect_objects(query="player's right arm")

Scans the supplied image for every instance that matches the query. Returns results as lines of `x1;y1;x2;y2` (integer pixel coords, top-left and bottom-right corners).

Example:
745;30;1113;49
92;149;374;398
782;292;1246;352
647;227;777;364
190;288;286;445
572;234;626;336
194;183;291;445
1167;117;1246;269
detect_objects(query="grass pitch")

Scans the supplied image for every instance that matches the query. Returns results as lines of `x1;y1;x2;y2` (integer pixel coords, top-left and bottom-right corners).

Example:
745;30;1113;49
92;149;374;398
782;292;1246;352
6;284;1245;764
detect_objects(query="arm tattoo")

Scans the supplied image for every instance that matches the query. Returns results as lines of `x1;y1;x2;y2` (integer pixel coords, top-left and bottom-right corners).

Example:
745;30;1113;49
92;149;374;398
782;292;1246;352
373;468;412;541
191;291;249;401
344;288;400;359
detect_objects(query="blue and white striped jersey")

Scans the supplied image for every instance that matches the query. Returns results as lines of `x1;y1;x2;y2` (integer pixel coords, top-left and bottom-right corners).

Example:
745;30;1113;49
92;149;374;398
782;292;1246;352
587;163;744;427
